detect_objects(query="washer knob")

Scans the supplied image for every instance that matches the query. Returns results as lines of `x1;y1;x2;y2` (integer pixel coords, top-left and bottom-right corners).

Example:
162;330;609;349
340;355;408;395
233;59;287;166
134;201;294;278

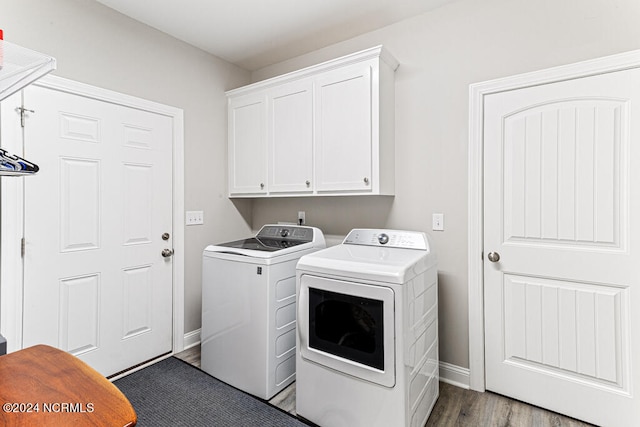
281;229;290;237
378;233;389;245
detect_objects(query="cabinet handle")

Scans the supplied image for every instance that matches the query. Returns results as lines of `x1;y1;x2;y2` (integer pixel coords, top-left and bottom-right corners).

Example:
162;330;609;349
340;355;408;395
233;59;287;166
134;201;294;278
260;183;265;190
364;177;369;185
305;180;310;187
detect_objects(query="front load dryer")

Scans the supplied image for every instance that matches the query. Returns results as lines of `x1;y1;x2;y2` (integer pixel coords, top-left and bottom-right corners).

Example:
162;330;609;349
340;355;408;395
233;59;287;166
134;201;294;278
201;224;325;400
296;228;438;427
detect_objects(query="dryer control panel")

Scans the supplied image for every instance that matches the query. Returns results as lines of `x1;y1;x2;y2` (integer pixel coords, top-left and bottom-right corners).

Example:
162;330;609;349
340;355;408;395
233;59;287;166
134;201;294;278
343;229;429;250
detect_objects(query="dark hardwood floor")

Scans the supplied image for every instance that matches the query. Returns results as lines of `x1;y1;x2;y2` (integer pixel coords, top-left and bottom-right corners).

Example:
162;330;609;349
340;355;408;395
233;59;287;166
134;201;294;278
174;345;594;426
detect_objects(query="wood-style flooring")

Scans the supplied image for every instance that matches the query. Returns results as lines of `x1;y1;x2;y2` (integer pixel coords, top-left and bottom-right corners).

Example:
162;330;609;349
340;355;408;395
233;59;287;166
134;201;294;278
174;345;594;426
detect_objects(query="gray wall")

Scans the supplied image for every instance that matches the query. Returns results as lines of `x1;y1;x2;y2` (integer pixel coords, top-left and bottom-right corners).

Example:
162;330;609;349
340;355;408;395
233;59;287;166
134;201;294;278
0;0;253;335
250;0;640;369
3;0;640;371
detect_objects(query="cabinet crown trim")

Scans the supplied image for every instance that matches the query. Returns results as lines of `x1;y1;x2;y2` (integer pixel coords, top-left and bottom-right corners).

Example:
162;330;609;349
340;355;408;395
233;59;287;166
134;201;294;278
226;45;398;97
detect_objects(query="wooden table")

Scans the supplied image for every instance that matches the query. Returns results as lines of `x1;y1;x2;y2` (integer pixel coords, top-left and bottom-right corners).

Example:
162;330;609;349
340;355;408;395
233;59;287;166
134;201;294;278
0;344;136;426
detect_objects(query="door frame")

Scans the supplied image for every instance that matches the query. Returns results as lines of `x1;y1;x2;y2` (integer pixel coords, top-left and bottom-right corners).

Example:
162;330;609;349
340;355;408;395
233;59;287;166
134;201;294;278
0;75;185;356
468;49;640;392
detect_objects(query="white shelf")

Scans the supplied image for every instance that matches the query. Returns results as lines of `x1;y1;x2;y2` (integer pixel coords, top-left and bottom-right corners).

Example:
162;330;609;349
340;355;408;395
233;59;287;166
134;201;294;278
0;39;56;102
0;39;55;176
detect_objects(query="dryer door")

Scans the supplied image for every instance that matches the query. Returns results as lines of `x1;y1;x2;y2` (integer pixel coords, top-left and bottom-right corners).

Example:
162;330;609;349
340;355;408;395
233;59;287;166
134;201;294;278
298;274;395;387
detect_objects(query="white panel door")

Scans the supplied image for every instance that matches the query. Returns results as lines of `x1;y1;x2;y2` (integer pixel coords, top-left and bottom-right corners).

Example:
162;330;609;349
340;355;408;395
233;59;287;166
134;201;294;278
314;62;373;193
21;84;173;377
484;67;640;426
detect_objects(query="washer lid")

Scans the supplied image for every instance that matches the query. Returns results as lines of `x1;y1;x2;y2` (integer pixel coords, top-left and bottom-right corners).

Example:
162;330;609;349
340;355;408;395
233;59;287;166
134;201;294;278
204;224;326;259
212;236;305;252
297;242;434;284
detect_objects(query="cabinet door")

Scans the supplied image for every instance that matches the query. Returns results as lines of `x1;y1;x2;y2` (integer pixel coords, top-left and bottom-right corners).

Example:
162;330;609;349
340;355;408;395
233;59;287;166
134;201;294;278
314;62;373;193
228;93;267;195
268;80;313;194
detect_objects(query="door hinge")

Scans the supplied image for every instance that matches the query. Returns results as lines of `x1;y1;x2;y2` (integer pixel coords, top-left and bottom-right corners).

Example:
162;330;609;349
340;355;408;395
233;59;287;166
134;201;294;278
17;106;35;128
21;237;25;258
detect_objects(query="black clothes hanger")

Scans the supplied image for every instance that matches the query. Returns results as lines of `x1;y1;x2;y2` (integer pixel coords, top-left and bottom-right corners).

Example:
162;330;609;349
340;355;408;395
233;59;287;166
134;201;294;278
0;147;39;176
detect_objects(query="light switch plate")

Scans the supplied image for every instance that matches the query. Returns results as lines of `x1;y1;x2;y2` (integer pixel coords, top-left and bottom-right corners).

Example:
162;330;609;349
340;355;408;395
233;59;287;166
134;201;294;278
432;213;444;231
186;210;204;226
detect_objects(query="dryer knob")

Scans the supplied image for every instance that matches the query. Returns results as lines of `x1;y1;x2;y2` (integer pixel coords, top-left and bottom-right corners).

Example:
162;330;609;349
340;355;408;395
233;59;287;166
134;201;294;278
378;233;389;245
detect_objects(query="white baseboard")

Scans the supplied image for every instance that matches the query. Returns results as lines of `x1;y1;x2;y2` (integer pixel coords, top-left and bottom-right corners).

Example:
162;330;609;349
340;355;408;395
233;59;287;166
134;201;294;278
439;361;470;389
183;328;201;350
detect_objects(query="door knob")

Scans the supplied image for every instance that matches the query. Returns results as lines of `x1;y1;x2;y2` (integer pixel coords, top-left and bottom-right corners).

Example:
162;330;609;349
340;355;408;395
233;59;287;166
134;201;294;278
487;252;500;262
162;248;174;258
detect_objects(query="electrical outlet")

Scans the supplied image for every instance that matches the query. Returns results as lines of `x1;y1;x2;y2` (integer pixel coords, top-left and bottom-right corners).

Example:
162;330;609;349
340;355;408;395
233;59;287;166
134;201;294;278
186;210;204;226
432;213;444;231
298;211;306;225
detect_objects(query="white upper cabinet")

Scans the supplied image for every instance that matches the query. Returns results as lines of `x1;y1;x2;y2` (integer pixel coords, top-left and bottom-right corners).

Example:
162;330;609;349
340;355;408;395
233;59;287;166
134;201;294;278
227;46;398;198
228;92;267;195
314;61;373;193
268;79;314;194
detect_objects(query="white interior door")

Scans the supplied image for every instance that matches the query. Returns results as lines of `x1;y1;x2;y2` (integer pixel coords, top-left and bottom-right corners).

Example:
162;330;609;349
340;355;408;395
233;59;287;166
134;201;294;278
21;84;174;376
484;67;640;426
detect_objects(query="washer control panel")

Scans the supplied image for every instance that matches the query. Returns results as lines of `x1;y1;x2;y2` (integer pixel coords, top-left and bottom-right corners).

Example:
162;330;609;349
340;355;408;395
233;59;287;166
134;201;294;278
257;225;314;242
343;229;429;250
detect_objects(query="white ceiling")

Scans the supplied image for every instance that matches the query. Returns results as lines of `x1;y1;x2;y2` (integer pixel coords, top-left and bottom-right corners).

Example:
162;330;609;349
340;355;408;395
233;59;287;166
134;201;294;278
94;0;453;70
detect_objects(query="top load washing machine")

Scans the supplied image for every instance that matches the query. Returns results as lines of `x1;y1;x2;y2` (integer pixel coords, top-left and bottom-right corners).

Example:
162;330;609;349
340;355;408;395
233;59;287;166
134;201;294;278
201;224;325;400
296;228;438;427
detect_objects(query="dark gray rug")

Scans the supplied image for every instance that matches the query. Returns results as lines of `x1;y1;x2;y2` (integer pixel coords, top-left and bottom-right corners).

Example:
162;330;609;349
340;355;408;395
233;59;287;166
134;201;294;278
114;357;307;426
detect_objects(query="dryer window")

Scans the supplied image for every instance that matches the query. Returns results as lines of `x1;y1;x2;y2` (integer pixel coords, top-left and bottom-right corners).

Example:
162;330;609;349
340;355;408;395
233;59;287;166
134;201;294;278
308;287;385;370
